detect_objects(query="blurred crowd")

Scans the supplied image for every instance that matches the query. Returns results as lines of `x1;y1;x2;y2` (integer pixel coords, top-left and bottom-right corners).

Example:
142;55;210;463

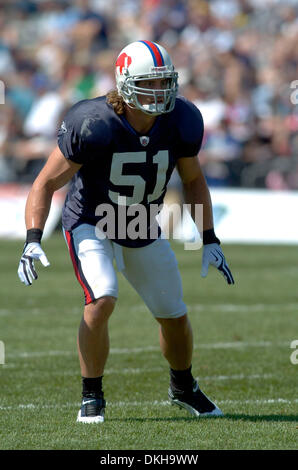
0;0;298;189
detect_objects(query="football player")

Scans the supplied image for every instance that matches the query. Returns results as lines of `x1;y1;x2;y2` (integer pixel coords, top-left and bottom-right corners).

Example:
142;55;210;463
18;40;234;423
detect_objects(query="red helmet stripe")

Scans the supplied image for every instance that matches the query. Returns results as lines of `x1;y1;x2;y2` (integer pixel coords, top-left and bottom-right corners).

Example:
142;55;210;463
140;40;164;67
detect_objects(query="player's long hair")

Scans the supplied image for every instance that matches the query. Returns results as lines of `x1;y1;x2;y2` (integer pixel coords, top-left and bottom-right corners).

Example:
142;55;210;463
106;90;125;115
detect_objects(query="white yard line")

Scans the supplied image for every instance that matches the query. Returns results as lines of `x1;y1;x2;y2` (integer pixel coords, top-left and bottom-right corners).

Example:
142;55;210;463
5;340;289;360
0;362;276;382
0;363;276;382
1;303;298;318
103;372;274;380
199;373;274;381
191;303;298;313
131;303;298;314
0;398;297;411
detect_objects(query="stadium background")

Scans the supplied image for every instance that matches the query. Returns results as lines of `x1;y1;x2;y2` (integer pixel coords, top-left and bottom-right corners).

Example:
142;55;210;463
1;0;298;242
0;0;297;451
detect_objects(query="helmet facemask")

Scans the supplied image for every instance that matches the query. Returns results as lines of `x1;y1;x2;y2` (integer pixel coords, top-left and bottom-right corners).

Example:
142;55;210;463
119;67;178;116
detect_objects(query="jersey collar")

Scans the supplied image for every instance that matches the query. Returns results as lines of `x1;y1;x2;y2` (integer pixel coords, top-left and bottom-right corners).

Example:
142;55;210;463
119;114;161;138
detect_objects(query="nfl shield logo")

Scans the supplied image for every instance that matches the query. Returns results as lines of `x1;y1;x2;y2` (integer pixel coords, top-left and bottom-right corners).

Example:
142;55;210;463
140;136;150;146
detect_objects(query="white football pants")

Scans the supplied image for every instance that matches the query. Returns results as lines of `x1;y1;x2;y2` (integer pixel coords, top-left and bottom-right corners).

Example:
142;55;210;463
63;223;187;319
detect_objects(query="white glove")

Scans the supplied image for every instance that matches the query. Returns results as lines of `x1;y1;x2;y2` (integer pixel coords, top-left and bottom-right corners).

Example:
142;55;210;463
18;242;50;286
201;243;234;285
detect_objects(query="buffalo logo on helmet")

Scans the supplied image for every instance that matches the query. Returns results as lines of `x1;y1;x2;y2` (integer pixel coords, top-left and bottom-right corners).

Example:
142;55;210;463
116;53;132;75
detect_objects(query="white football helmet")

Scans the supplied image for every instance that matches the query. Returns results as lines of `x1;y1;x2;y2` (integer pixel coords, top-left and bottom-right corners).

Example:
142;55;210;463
115;40;178;116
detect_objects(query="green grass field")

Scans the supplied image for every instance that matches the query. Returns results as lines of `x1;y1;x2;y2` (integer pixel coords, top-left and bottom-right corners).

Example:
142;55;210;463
0;234;297;450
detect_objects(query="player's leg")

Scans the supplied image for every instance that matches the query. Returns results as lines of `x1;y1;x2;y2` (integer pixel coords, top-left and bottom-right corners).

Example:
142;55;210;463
78;295;116;378
156;314;193;371
156;314;221;416
122;237;222;417
64;224;118;423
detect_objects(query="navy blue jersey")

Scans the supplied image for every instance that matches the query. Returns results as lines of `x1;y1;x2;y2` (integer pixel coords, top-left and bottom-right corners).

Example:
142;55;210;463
58;95;204;247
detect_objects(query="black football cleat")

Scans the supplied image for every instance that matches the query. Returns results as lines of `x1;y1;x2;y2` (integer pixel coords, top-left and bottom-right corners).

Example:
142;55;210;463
77;394;106;423
168;380;223;417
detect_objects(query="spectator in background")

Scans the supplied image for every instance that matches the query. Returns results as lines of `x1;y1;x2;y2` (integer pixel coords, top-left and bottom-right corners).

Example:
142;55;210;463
0;0;297;188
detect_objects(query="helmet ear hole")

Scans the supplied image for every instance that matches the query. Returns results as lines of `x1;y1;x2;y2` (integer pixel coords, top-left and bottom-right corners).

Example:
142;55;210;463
115;41;178;115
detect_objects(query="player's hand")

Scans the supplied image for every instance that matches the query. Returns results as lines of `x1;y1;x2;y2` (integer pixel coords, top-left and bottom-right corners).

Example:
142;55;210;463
18;242;50;286
201;243;234;285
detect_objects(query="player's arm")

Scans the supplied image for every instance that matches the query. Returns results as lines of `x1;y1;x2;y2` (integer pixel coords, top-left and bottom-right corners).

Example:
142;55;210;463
177;155;214;233
18;146;82;286
25;146;81;231
177;156;234;285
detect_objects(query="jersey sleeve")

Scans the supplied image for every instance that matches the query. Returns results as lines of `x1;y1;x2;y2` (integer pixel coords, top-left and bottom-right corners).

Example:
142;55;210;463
57;102;88;164
174;97;204;158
